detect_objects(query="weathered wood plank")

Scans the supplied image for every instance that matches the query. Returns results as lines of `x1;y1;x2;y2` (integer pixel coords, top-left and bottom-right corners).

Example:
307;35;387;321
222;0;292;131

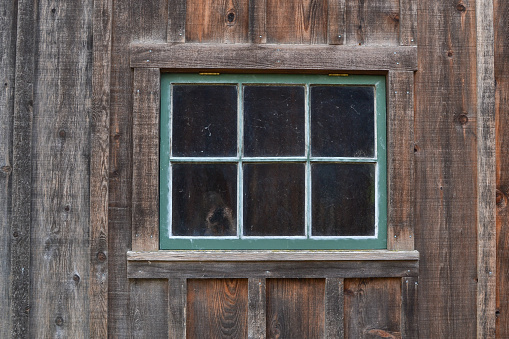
325;278;344;339
249;0;267;43
266;0;327;44
346;0;400;46
266;279;325;339
131;43;418;71
0;0;17;337
387;71;414;250
90;0;112;337
132;68;160;251
129;279;169;338
399;0;417;45
327;0;345;45
186;0;249;43
187;279;248;338
29;0;93;337
131;0;168;42
344;278;402;339
168;278;187;339
414;0;478;336
128;250;419;261
128;260;419;279
248;278;266;339
167;0;186;42
401;277;419;338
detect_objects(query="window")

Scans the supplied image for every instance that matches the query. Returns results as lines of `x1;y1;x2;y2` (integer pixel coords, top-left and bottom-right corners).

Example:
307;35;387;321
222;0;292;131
160;73;386;249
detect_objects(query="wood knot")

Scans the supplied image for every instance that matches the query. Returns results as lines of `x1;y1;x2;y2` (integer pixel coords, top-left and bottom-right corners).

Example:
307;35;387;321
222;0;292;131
59;129;66;138
97;251;107;262
447;50;454;57
73;274;80;282
227;12;235;23
1;165;12;173
496;189;507;208
55;317;64;327
458;114;468;125
456;3;466;12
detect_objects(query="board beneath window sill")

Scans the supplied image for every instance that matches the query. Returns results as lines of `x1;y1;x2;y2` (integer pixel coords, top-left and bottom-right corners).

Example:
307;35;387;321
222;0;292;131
127;250;419;279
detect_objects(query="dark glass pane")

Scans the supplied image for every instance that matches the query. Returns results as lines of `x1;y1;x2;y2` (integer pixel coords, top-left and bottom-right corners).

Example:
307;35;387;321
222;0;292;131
172;164;237;236
243;163;305;236
312;163;375;236
172;85;237;157
244;86;305;156
311;86;375;157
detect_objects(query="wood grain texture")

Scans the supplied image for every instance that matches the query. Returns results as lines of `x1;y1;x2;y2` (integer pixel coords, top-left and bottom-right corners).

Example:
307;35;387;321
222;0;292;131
168;0;186;42
344;278;401;339
248;278;266;339
186;0;249;43
29;0;93;337
129;279;169;338
266;279;325;339
325;278;344;339
0;0;17;337
401;277;419;338
387;71;414;250
90;0;112;337
131;43;418;71
131;0;168;42
414;0;478;337
346;0;400;46
249;0;267;43
399;0;417;45
187;279;248;338
266;0;327;44
169;278;187;339
132;68;160;251
328;0;346;44
494;0;509;336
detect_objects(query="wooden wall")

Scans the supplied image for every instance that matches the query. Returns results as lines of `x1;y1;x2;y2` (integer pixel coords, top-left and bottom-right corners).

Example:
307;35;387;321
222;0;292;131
0;0;506;338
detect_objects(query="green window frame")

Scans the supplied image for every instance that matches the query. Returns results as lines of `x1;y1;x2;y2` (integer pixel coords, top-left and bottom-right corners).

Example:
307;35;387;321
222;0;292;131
160;73;387;250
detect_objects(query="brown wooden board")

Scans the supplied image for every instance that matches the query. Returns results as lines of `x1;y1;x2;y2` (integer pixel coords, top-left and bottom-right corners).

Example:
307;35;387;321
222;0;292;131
28;0;92;337
345;0;400;46
495;0;509;336
249;0;267;43
401;277;419;338
399;0;417;45
414;0;478;337
129;279;169;338
266;279;325;339
168;0;186;42
265;0;327;44
187;279;249;338
328;0;346;45
248;278;266;339
186;0;249;43
344;278;402;338
168;278;187;339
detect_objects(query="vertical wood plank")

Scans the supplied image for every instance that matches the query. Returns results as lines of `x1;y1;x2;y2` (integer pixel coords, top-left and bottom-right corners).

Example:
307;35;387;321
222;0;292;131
266;0;327;44
248;278;266;339
168;278;187;339
325;278;344;339
132;0;168;42
401;277;419;338
168;0;186;42
387;71;414;251
476;0;496;337
90;0;112;337
186;0;250;43
249;0;267;43
399;0;417;45
327;0;345;45
187;279;248;338
266;279;325;339
130;279;169;338
132;67;160;251
344;278;401;339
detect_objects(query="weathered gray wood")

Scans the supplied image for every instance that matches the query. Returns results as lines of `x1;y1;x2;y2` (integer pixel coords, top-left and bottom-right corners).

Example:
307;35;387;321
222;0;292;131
131;0;168;43
325;278;344;339
128;260;419;279
327;0;345;45
10;0;36;336
128;250;419;261
249;0;267;43
387;71;414;250
131;43;418;71
129;279;169;338
90;0;112;337
399;0;417;45
29;0;92;337
167;0;186;42
476;0;496;337
132;68;160;251
401;277;419;338
168;278;187;339
248;278;266;339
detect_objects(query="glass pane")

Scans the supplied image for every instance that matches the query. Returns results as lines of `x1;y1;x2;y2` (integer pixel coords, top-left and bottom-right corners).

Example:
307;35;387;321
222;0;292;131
243;163;305;236
172;85;237;157
243;85;305;156
311;86;375;157
172;163;237;236
312;163;375;236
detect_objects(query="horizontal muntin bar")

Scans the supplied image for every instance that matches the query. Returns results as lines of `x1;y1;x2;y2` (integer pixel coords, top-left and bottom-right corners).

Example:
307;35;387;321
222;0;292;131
168;156;377;163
